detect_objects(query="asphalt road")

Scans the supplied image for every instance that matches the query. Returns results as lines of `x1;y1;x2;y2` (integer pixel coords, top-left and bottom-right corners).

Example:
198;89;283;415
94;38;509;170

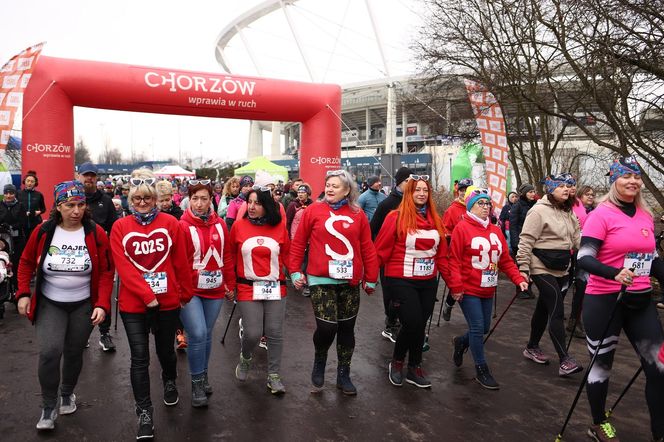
0;279;661;441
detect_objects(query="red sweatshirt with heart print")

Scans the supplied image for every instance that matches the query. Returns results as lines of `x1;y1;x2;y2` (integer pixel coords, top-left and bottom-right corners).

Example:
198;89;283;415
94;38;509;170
110;212;194;313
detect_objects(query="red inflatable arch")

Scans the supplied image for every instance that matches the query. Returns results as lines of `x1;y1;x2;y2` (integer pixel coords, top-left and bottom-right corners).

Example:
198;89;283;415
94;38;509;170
23;56;341;207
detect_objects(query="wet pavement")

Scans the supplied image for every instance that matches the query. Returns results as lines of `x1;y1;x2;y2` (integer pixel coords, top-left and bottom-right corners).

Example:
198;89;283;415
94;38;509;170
0;279;661;442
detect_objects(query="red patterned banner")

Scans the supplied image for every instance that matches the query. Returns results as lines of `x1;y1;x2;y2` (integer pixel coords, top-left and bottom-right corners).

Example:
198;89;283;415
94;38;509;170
0;43;44;149
464;79;509;211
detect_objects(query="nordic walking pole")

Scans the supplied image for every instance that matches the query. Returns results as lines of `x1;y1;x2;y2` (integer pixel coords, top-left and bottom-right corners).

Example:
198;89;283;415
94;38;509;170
437;286;450;326
605;366;643;418
492;287;498;319
220;300;238;345
483;288;519;344
554;279;629;442
565;311;582;352
113;273;120;332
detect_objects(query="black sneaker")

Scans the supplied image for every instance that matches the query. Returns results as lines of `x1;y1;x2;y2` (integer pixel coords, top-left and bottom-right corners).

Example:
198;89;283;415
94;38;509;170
136;408;154;440
163;380;179;406
99;333;116;352
336;365;357;395
406;365;431;388
191;377;208;408
475;363;499;390
381;326;397;343
388;360;404;386
452;336;466;367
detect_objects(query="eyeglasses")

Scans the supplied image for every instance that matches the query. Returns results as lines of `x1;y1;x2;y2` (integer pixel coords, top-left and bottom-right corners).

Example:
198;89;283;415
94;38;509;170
131;195;153;204
409;174;430;181
189;179;211;186
475;201;492;207
326;170;345;176
129;178;156;187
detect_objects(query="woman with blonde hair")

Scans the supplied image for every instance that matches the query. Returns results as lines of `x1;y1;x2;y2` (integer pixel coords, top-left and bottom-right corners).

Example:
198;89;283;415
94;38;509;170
155;180;183;221
110;168;193;440
577;156;664;441
288;170;378;395
218;177;241;219
374;174;452;388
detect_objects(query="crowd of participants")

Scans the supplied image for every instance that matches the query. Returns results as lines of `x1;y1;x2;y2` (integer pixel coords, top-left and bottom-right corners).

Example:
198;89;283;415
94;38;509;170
4;156;664;441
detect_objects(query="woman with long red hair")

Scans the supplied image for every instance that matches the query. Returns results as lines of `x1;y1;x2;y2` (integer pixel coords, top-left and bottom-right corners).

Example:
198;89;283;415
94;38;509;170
374;175;451;388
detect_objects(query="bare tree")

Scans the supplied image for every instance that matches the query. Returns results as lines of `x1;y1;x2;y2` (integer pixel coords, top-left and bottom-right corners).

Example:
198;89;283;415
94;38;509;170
75;136;92;165
416;0;664;206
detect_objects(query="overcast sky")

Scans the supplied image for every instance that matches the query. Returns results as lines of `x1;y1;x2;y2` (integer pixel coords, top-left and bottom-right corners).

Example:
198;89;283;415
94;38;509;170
1;0;422;165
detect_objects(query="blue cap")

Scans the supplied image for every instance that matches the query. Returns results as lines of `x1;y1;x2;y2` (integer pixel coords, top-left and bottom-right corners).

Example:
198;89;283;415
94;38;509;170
78;162;98;175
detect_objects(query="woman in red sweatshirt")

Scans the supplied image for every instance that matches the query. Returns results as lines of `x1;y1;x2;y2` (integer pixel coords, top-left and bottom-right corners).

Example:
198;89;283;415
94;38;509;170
229;186;289;394
289;170;379;396
110;169;193;441
374;175;451;388
448;187;528;390
179;181;235;407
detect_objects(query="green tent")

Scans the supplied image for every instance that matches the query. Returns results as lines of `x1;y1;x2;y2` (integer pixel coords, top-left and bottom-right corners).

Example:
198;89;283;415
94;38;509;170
234;156;288;182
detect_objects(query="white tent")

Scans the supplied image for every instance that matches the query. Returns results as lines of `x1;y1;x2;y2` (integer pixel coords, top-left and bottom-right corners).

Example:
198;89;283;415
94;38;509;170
155;165;195;179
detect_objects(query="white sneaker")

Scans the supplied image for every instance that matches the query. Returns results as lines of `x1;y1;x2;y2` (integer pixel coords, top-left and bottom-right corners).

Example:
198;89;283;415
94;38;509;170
36;407;57;430
59;393;77;415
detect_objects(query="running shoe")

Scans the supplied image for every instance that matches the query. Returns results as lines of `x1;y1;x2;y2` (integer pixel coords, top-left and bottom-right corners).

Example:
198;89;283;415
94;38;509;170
422;335;430;352
523;346;550;365
259;336;268;350
587;420;619;441
235;354;252;381
176;329;187;351
136;408;154;440
388;360;404;386
405;365;431;388
559;356;583;376
267;374;286;395
36;407;57;431
163;380;179;406
99;333;116;352
59;393;77;415
381;326;397;343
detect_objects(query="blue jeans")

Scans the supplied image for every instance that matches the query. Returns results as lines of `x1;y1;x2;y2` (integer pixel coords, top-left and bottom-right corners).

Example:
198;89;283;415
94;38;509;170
459;295;493;366
179;296;224;376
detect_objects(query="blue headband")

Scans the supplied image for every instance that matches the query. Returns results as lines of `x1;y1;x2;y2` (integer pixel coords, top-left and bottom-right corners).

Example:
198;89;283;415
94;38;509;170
607;156;641;184
542;173;573;194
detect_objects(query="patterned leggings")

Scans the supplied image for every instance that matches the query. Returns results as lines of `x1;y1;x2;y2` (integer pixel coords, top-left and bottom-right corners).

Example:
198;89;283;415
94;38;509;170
583;291;664;438
310;284;360;366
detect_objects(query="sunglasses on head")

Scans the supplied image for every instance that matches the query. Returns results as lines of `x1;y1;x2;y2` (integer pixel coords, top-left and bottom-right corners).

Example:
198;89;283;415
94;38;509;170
409;174;430;181
189;179;211;186
129;177;156;187
326;169;345;177
253;185;272;193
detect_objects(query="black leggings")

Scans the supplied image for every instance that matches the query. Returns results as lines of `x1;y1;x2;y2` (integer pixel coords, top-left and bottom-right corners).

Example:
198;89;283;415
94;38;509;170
528;274;570;361
310;284;360;366
380;269;398;325
583;292;664;438
121;309;179;411
387;277;437;367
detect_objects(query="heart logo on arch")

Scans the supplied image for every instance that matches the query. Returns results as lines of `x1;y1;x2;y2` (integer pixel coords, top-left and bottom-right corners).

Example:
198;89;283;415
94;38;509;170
122;228;173;273
257;238;265;245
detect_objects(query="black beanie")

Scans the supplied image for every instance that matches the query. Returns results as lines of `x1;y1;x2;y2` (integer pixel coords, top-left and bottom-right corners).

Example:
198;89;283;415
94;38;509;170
518;183;535;196
394;167;413;186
